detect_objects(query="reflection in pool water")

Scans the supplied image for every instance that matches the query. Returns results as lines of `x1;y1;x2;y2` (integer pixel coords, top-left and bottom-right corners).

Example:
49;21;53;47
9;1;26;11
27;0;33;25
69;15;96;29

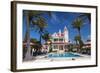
48;52;80;58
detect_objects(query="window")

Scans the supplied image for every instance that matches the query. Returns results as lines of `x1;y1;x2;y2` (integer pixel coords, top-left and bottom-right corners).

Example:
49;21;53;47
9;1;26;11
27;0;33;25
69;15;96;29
59;45;63;50
59;38;63;42
54;38;58;42
64;45;68;49
54;45;58;49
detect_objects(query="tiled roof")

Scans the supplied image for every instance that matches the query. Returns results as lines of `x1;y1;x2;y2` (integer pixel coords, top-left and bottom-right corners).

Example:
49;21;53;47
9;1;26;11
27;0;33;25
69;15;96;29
52;42;68;44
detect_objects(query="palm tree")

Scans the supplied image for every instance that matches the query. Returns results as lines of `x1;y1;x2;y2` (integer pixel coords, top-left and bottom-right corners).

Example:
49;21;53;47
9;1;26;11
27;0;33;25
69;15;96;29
42;32;50;44
32;16;48;45
42;32;53;52
74;35;84;52
24;12;33;61
23;11;46;60
74;35;80;45
23;10;52;61
79;13;91;23
72;18;84;36
72;18;84;53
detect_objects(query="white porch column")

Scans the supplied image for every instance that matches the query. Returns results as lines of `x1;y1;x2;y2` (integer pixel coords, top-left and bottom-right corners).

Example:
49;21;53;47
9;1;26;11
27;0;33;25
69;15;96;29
63;45;65;50
58;45;59;51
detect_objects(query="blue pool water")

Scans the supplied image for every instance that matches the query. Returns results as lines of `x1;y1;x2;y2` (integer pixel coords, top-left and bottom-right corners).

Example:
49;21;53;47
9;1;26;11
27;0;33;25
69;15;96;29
48;52;80;58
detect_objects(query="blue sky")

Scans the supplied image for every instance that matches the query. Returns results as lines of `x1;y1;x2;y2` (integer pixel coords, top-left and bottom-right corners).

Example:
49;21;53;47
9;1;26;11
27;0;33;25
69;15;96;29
23;10;91;43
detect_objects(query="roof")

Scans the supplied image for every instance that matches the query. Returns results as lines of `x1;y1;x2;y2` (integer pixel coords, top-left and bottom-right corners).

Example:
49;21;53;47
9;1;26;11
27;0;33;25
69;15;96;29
51;42;69;44
23;42;35;45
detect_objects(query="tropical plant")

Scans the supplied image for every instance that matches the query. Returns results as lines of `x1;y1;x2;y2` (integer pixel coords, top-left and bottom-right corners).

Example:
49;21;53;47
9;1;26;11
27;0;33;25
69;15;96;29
72;18;84;36
23;10;47;60
23;10;53;60
74;35;84;52
68;44;74;52
42;32;50;44
30;38;42;53
79;13;91;23
42;32;53;53
30;38;39;43
72;17;85;52
74;35;81;44
32;16;48;45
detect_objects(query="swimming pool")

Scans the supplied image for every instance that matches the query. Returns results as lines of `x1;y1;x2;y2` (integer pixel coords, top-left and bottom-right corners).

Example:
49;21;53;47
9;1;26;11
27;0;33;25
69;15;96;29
48;52;80;58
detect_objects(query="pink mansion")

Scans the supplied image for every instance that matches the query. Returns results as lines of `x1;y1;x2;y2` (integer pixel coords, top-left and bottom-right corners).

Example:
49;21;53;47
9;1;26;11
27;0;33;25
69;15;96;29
47;26;69;52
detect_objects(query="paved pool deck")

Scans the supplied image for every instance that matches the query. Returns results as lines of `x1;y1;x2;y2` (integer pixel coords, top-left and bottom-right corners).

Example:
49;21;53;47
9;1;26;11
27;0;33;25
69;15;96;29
23;52;91;63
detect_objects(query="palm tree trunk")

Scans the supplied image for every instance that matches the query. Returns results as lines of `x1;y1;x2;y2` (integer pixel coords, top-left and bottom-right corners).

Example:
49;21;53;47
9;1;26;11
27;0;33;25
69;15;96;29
39;31;42;45
76;40;78;52
78;28;81;36
24;14;33;61
78;29;81;53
